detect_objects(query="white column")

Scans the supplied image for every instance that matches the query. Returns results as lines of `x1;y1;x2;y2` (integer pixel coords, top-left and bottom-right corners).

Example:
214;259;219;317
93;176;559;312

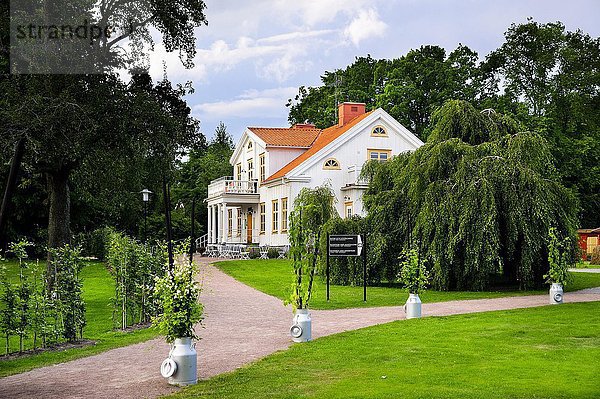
217;204;223;243
222;203;228;243
210;205;219;243
207;206;213;244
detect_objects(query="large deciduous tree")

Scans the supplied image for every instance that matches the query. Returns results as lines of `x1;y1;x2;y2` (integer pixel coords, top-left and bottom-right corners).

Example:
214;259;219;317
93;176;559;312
1;0;208;284
362;100;579;291
483;19;600;227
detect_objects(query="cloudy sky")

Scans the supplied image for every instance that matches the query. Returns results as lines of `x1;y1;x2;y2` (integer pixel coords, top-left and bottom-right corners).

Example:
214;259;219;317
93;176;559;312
145;0;600;142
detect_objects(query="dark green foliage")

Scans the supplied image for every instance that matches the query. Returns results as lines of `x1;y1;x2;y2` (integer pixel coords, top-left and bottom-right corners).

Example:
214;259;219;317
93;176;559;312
48;245;86;341
73;227;115;260
0;271;18;354
173;123;234;238
288;20;599;227
362;101;579;291
106;232;168;330
267;248;279;259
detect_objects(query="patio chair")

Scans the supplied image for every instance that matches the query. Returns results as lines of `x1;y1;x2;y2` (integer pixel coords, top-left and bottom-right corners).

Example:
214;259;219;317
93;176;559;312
259;246;269;260
239;245;250;260
277;245;288;259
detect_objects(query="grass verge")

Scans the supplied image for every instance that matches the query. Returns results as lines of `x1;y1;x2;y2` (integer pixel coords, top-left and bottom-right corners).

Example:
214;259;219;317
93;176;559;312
169;302;600;399
216;259;600;310
0;260;159;377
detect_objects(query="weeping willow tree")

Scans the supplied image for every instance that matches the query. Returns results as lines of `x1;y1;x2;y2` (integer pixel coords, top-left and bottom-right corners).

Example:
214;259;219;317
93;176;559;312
362;100;579;290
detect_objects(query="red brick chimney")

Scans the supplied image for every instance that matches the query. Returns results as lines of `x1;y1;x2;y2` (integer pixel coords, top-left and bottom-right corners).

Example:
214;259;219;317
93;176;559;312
338;102;366;126
293;123;316;129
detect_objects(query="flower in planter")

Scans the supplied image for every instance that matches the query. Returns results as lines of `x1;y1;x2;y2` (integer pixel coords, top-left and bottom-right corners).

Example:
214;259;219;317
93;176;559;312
398;248;429;295
152;260;203;342
544;227;573;286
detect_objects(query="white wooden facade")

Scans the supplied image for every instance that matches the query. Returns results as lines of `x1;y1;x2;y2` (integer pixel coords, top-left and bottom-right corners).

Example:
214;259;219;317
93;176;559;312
205;103;423;246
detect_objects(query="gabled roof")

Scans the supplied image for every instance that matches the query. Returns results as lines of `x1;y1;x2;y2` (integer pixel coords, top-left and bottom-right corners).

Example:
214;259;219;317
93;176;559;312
248;127;321;148
263;111;375;183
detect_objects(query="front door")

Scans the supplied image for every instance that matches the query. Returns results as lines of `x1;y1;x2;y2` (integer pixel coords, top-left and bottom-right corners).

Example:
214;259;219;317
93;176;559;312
247;213;253;243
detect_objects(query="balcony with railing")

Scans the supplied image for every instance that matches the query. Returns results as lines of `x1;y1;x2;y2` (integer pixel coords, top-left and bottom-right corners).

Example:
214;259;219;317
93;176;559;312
343;165;368;188
207;176;259;199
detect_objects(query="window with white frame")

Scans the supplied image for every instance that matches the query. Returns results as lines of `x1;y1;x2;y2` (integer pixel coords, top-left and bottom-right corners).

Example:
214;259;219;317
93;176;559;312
272;200;279;233
260;203;266;234
247;158;254;180
228;209;233;236
281;198;288;232
345;202;353;218
259;153;266;182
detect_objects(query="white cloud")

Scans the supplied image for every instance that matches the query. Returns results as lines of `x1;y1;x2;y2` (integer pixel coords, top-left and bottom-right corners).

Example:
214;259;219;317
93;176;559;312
277;0;372;27
194;87;298;119
257;29;335;44
343;8;388;46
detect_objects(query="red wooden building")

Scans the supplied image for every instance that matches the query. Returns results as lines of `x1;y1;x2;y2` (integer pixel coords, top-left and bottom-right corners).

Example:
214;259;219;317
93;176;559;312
577;228;600;260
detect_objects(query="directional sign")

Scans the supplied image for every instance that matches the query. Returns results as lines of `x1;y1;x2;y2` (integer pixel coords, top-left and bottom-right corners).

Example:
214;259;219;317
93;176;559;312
328;234;363;257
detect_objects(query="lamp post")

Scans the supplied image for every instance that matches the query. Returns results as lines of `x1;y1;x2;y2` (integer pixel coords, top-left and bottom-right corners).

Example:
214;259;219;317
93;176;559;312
141;189;152;243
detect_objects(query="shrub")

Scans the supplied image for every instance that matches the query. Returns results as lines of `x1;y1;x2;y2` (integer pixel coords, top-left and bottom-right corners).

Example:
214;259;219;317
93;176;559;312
106;232;167;330
248;247;260;259
74;227;114;260
48;245;86;341
267;248;279;259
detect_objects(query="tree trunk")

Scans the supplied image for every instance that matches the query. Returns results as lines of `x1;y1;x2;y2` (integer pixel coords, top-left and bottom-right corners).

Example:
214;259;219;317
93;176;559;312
0;137;26;250
46;168;71;291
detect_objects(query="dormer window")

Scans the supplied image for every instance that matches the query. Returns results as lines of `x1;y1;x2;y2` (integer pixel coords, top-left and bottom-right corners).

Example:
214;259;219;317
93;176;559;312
247;141;253;151
371;126;388;137
323;158;340;170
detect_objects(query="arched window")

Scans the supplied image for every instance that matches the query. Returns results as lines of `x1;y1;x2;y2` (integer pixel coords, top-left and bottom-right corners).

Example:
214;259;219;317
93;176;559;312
323;158;340;170
371;126;387;137
247;141;253;150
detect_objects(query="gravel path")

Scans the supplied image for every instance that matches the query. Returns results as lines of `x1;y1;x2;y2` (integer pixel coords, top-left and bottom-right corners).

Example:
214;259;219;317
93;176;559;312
1;258;599;399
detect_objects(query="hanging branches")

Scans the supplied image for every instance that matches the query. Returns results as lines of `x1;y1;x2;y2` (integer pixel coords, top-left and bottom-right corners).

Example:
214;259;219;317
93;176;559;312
363;100;579;290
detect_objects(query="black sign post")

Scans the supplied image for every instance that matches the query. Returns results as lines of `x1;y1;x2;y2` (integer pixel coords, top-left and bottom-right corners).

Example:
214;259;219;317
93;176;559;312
327;234;366;301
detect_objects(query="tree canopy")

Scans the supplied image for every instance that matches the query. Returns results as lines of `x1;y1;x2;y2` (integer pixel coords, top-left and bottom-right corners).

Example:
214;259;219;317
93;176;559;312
362;100;579;290
287;19;600;227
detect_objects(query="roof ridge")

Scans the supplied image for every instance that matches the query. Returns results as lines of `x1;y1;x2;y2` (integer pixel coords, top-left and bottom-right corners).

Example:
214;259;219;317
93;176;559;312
263;110;375;184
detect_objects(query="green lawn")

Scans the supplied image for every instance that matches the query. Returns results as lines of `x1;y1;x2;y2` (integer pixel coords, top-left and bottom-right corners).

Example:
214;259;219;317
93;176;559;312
575;261;599;269
216;260;600;310
168;302;600;399
0;260;159;377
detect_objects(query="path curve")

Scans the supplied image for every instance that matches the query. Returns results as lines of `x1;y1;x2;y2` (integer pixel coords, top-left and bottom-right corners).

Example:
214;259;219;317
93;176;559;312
1;258;599;399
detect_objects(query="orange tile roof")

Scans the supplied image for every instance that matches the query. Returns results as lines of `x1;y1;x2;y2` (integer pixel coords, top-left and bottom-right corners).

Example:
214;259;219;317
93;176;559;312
263;111;374;183
248;127;321;148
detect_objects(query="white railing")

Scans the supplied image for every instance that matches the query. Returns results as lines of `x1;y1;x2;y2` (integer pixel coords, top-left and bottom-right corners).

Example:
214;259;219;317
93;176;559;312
207;176;258;198
346;165;368;186
195;233;208;250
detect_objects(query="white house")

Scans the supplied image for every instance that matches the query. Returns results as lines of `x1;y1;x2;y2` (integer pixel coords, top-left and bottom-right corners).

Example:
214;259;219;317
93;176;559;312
205;102;424;246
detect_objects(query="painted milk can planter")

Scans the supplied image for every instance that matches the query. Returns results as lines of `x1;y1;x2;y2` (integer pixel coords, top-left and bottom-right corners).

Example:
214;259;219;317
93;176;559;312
544;228;573;306
399;249;429;319
154;256;203;386
285;185;336;342
290;308;312;342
